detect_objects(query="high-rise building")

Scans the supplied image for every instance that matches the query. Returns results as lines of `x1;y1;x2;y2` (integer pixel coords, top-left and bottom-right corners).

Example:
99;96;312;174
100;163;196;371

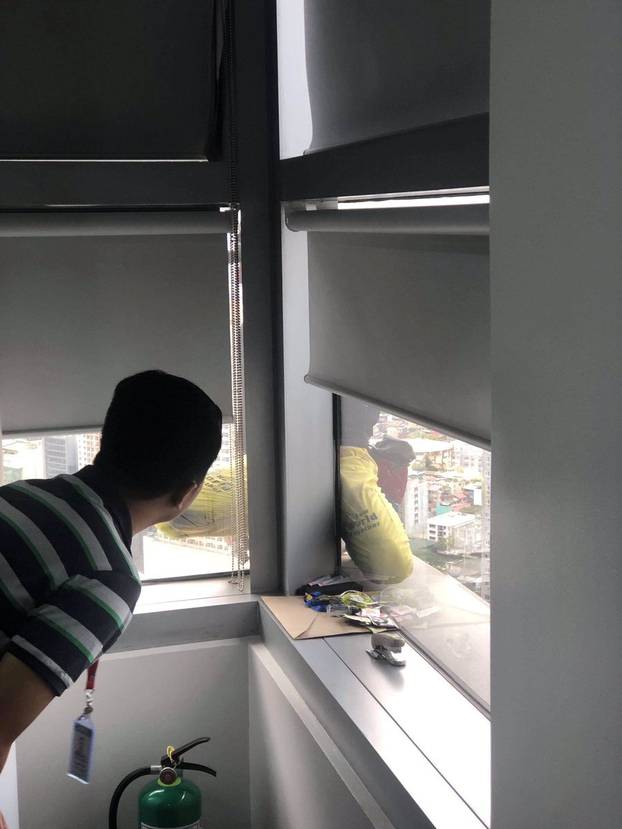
215;423;232;469
76;433;101;468
404;473;429;537
44;436;78;477
480;450;491;552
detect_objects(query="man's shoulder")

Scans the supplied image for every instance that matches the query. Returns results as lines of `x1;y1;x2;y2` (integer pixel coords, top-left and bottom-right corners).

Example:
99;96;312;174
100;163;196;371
1;475;68;495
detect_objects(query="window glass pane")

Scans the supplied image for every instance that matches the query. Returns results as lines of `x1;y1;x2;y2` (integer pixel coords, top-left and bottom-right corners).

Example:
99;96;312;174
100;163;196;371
339;397;490;709
1;426;236;582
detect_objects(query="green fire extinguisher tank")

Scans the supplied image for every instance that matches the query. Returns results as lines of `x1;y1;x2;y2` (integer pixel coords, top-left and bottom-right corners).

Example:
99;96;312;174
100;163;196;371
138;767;202;828
108;737;215;829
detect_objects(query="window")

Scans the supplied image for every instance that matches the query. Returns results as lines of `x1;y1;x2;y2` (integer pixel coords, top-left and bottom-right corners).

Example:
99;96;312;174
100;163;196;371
0;210;250;591
339;397;490;710
1;425;240;584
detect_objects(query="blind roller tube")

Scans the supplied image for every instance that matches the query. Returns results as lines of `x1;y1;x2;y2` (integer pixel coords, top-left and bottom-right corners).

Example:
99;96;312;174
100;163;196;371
286;204;489;235
0;210;230;237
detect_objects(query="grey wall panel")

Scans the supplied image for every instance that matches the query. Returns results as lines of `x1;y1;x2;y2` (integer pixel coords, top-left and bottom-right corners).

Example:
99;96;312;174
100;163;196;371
0;232;231;431
490;3;622;827
308;233;490;443
304;0;490;152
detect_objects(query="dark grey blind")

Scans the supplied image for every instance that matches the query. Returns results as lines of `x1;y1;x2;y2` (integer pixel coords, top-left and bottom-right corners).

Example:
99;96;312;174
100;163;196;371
0;212;232;433
304;0;490;152
305;231;490;445
0;0;223;159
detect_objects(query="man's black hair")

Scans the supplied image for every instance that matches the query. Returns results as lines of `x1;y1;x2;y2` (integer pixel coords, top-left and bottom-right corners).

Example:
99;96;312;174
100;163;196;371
95;370;222;499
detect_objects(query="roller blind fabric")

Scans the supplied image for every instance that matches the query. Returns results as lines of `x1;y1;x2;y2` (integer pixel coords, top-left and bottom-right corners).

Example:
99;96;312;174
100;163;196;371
0;0;223;159
304;0;490;152
306;231;490;445
0;212;231;433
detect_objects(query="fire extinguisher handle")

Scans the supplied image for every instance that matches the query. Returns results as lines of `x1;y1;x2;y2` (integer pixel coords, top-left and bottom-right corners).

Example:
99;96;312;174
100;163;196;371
178;761;217;778
162;736;211;766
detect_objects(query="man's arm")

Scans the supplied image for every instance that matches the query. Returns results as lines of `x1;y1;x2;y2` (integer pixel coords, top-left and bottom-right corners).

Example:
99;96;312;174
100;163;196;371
0;653;54;773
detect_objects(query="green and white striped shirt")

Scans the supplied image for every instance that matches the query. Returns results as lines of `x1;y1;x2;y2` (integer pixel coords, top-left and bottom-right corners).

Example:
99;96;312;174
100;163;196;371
0;465;141;695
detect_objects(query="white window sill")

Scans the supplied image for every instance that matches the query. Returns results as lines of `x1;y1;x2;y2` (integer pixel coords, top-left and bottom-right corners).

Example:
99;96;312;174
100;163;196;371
110;578;258;653
260;598;490;829
136;575;250;613
325;632;490;826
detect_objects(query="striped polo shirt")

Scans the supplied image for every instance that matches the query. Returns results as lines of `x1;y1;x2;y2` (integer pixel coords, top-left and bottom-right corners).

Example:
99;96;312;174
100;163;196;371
0;465;141;696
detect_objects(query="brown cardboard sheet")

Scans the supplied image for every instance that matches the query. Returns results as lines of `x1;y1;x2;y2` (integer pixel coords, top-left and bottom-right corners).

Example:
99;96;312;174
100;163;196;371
261;595;369;640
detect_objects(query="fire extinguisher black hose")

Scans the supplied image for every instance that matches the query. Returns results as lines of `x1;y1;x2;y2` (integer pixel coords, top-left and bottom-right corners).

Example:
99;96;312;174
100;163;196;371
108;767;152;829
108;762;217;829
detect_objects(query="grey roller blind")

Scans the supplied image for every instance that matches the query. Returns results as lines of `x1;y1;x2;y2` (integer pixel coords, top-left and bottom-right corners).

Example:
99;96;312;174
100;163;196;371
304;0;490;152
305;230;490;446
0;212;232;434
0;0;223;159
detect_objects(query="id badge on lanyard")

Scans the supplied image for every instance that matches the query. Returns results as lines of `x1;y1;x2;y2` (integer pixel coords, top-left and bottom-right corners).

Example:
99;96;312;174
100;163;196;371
67;660;99;784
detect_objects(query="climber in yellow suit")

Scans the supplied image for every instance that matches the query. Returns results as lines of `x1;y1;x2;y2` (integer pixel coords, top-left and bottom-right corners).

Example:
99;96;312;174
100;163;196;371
339;401;414;583
157;466;236;539
164;403;414;584
340;445;414;583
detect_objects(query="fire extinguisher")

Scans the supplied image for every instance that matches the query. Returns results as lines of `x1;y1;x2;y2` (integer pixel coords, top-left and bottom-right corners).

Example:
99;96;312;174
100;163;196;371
108;737;216;829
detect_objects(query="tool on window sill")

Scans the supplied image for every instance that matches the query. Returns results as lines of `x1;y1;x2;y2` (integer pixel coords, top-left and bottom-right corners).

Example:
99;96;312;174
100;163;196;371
304;589;377;615
343;607;398;630
296;575;364;596
367;631;407;667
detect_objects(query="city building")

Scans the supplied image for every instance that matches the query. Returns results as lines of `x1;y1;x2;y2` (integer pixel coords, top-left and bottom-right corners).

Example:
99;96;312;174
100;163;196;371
406;437;454;470
427;511;477;552
76;432;101;468
44;436;78;477
463;483;483;507
403;473;429;537
1;438;45;482
452;439;484;472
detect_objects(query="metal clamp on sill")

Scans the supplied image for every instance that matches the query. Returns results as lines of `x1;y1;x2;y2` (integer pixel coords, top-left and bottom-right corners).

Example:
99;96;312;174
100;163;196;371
367;631;407;667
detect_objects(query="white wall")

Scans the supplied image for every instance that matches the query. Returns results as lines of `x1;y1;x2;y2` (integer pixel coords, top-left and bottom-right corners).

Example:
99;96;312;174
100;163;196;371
0;746;19;829
16;639;250;829
490;3;622;827
249;642;393;829
276;0;312;159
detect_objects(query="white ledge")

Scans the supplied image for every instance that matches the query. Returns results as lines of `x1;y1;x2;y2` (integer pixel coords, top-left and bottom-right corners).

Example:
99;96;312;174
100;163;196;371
260;599;490;829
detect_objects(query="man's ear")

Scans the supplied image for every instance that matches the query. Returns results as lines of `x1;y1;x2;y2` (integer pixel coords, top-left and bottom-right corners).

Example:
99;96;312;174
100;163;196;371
174;481;202;513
